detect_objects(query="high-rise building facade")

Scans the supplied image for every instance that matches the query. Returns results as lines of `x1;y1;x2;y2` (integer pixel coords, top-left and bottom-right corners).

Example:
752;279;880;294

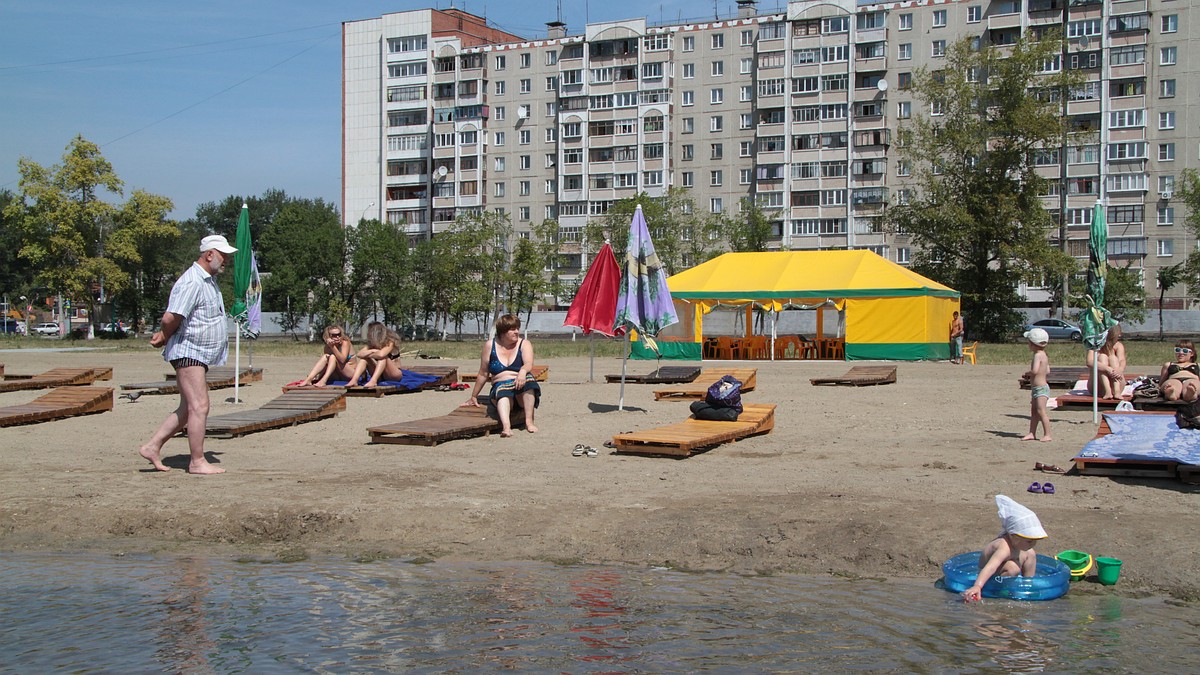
343;0;1197;304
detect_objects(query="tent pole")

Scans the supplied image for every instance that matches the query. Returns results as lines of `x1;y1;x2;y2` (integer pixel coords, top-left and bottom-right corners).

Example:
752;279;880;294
770;309;777;361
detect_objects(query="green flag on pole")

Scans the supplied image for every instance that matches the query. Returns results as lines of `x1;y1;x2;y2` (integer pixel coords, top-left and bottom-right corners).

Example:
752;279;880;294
1079;200;1115;349
230;203;259;339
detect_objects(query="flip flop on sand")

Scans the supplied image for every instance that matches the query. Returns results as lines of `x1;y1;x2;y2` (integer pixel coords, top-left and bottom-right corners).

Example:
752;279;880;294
572;444;587;457
1027;482;1042;493
1042;483;1055;495
1035;462;1065;474
585;446;598;458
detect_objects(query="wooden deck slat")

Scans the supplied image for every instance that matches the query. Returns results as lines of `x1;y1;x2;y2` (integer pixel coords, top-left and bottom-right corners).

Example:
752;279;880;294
612;403;776;457
367;405;523;446
0;387;113;427
127;367;263;394
652;368;758;401
810;366;897;387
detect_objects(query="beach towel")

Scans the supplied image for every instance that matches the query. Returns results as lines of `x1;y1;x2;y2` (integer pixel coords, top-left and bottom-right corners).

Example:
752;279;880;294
1079;414;1200;464
286;369;440;390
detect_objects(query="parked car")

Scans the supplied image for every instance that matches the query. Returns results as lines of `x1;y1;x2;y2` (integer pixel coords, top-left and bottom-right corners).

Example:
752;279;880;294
33;322;61;336
401;324;437;341
1024;318;1082;342
0;319;24;335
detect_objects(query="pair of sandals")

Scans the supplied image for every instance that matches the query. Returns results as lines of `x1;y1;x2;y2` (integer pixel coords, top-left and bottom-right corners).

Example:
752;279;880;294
1028;482;1055;494
572;444;599;457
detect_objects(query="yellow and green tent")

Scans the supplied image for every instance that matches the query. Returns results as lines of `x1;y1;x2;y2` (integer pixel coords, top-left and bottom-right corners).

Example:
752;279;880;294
663;250;960;361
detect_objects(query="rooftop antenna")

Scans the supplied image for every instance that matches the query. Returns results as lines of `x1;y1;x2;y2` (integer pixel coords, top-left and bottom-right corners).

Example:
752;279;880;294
557;0;562;24
714;0;719;20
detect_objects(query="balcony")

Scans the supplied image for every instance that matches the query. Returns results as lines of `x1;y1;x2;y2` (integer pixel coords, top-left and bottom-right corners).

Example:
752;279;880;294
987;11;1022;30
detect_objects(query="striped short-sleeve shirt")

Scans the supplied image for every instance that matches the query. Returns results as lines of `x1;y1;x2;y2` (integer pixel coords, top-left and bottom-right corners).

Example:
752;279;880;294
162;262;229;366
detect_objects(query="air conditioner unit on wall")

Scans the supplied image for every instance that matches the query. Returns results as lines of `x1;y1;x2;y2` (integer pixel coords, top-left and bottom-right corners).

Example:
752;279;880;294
1161;191;1173;201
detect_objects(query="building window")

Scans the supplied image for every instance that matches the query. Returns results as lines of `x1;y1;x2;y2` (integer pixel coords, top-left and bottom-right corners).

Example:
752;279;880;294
494;55;506;70
898;44;912;60
898;13;912;30
741;29;755;46
710;88;724;104
682;171;694;187
1158;239;1174;257
740;169;752;185
1161;47;1177;66
741;58;753;74
933;10;947;27
682;91;694;106
682;35;694;52
740;141;753;157
710;170;723;187
897;101;912;119
1160;143;1176;161
682;117;694;134
519;130;531;145
1160;111;1176;129
711;33;724;49
710;116;723;132
518;180;530;196
1160;175;1176;192
683;63;694;79
519;155;531;170
896;160;911;177
741;86;753;102
682;144;694;160
1162;15;1178;33
1160;79;1177;98
932;40;946;58
494;182;506;197
520;79;531;93
494;157;506;172
711;60;724;76
897;72;911;90
1158;207;1175;225
896;248;911;264
494;81;506;95
710;198;723;214
710;143;723;159
968;6;982;23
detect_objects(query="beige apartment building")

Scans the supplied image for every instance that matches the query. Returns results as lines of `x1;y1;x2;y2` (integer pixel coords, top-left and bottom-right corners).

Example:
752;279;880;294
343;0;1197;306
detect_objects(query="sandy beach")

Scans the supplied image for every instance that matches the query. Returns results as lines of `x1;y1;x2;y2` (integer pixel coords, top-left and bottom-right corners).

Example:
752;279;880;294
1;349;1197;601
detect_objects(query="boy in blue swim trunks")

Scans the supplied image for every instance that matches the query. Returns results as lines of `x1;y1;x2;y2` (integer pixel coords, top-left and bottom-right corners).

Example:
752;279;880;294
1022;327;1052;442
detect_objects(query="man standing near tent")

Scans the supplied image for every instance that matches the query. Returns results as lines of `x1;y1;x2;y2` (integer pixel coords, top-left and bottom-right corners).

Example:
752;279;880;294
949;311;965;364
138;235;236;475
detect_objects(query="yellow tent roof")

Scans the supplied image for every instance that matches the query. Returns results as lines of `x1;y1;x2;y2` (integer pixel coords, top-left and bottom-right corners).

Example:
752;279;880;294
667;250;959;301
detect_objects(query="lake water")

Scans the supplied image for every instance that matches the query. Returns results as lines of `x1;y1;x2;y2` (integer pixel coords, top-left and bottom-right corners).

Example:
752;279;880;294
1;553;1196;673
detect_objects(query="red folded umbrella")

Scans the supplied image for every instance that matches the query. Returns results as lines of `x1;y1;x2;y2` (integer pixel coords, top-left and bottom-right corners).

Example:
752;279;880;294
564;243;621;336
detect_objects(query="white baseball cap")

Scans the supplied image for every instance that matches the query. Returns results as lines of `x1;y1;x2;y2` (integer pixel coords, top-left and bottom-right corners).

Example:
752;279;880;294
199;234;237;254
1023;327;1049;346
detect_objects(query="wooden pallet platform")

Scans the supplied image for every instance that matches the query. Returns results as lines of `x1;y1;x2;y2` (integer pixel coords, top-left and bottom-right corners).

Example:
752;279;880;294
129;367;264;394
653;368;758;401
1053;393;1128;410
611;403;776;457
605;366;702;384
0;367;104;393
367;403;523;446
1072;411;1184;479
0;387;114;427
810;365;897;387
202;389;346;438
460;364;548;383
281;365;459;397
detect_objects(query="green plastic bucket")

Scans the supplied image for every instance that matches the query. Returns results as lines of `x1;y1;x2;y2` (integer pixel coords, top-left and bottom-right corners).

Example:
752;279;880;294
1056;550;1093;580
1095;557;1123;585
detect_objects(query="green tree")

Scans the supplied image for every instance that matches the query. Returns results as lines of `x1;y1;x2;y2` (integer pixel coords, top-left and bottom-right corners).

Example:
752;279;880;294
108;190;181;330
585;189;717;274
1154;262;1187;340
192;189;289;251
1178;169;1200;299
885;35;1081;341
0;190;37;307
257;198;344;338
506;219;563;319
1070;261;1145;325
4;136;178;333
347;219;413;329
718;198;779;252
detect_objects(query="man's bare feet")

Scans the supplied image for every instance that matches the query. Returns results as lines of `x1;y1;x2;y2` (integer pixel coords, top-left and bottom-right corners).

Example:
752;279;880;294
1021;434;1037;441
525;424;539;433
188;461;225;475
500;429;514;438
138;445;170;472
1039;436;1053;442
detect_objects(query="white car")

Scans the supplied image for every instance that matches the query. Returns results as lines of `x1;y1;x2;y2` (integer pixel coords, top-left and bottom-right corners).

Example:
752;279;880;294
34;322;61;336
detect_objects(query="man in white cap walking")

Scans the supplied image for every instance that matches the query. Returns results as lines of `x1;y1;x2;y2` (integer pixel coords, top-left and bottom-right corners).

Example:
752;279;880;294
138;234;237;475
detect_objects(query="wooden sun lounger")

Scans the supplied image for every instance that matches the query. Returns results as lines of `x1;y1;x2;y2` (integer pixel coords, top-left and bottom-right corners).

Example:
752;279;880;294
0;387;114;427
128;367;264;395
1053;392;1128;410
810;365;897;387
201;389;346;438
367;403;524;446
611;403;777;457
605;366;702;384
652;368;758;401
0;367;105;393
460;364;549;383
1019;367;1145;390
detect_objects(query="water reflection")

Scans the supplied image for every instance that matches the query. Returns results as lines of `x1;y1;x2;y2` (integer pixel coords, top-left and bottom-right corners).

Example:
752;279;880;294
0;554;1197;673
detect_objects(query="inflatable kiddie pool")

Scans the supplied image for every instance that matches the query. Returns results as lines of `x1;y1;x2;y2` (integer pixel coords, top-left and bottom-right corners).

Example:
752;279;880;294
942;552;1071;601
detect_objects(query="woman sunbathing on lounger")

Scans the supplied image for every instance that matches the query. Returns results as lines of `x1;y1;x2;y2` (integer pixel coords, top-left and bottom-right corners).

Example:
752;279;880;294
298;325;356;387
1161;339;1200;402
461;314;540;437
1086;324;1126;399
347;322;404;388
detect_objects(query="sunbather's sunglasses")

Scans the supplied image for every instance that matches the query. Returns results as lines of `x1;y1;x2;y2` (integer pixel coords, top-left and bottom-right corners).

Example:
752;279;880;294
1176;347;1193;354
329;332;343;338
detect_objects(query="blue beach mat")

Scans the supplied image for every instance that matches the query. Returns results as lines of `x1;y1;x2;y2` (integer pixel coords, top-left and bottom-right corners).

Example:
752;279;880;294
330;369;441;390
1077;413;1200;464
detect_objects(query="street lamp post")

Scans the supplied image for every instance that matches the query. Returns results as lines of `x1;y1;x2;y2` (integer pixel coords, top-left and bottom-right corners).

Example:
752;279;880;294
359;202;376;224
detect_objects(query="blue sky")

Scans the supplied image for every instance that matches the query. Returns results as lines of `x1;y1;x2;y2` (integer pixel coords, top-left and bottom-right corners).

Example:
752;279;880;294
0;0;769;220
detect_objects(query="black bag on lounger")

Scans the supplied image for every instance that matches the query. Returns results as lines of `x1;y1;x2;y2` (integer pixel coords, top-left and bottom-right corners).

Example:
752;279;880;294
690;400;741;422
1175;399;1200;430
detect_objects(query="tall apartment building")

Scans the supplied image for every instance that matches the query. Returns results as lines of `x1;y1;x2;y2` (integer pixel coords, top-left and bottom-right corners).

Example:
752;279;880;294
343;0;1197;305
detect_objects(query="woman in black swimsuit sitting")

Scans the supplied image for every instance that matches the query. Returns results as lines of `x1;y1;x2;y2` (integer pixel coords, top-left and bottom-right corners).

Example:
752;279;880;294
1161;339;1200;402
462;314;540;437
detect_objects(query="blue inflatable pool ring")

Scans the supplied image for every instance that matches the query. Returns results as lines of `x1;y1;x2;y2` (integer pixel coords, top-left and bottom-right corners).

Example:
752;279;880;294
942;552;1070;601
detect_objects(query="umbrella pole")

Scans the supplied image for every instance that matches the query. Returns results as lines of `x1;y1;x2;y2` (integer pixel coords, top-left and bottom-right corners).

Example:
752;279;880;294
588;333;595;383
619;331;630;411
1092;351;1099;424
234;328;241;404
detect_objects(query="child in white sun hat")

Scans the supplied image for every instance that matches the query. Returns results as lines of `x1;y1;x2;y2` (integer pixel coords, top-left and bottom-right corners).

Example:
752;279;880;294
961;495;1048;602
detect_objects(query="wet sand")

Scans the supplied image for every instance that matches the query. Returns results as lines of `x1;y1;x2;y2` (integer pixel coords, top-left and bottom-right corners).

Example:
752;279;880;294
1;350;1197;600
